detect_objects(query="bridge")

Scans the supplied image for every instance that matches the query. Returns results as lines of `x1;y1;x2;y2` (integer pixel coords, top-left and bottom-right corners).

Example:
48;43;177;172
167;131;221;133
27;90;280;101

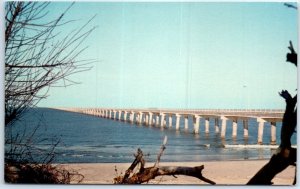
55;108;285;145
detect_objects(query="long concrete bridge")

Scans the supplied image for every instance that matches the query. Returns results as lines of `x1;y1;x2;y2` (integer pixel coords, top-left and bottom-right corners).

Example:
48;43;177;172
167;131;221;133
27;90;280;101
55;108;284;145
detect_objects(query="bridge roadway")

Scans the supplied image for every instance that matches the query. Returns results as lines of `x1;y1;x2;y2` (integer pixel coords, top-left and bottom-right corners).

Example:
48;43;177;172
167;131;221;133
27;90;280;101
55;108;285;145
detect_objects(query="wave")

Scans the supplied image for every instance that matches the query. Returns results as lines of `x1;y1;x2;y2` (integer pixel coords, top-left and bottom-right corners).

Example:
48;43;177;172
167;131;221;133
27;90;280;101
224;144;297;149
71;154;84;157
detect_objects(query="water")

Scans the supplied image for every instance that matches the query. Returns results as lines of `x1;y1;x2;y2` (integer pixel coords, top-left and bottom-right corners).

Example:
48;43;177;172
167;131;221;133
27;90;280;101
5;108;296;163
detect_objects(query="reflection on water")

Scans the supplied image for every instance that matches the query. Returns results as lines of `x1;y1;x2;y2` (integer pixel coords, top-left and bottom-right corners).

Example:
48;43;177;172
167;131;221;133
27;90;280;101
205;133;210;139
232;137;237;145
194;134;200;140
244;137;249;145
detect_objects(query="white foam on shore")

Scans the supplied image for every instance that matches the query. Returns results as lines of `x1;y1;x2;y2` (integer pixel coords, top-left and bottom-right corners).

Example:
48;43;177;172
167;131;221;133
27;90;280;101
224;144;297;149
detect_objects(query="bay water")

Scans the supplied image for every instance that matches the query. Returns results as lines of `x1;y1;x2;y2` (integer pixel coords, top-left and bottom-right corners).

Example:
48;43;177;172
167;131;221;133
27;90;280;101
5;108;296;163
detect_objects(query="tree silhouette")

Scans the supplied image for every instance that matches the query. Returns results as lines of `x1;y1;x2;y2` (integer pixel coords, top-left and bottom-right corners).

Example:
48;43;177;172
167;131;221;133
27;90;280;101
247;41;297;185
5;2;96;183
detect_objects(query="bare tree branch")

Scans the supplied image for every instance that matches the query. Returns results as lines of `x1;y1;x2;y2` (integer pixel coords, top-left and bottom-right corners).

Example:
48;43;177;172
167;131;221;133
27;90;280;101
5;2;96;125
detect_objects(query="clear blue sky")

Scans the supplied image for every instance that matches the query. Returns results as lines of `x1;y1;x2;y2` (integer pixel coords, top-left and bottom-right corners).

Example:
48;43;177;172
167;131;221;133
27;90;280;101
37;2;298;109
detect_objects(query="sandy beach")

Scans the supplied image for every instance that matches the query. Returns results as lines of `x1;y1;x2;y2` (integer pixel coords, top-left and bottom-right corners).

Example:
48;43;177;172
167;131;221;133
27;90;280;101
61;160;295;185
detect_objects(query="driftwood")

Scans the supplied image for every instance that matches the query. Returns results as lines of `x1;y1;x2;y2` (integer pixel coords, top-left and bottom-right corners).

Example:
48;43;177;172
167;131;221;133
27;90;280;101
114;136;215;185
247;41;297;185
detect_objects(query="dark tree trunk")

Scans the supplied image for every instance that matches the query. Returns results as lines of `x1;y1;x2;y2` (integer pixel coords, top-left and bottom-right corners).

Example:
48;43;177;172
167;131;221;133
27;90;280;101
247;41;297;185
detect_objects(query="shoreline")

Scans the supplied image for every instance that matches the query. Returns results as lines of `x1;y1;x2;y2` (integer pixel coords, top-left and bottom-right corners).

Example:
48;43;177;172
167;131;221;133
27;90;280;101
60;160;295;185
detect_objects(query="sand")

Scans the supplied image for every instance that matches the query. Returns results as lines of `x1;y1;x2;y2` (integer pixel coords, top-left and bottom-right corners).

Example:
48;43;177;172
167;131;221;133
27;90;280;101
61;160;295;185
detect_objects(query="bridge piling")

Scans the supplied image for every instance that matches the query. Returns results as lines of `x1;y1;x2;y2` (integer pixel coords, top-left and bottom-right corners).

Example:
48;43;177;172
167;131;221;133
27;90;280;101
193;115;201;134
221;116;227;138
145;114;149;125
155;114;160;127
109;110;112;119
232;119;238;137
148;112;153;126
271;122;276;145
205;118;209;134
257;118;266;144
130;112;134;123
168;114;173;128
184;116;189;130
160;113;165;128
138;112;143;125
124;111;128;121
176;114;181;131
215;118;220;133
243;120;249;138
118;110;122;120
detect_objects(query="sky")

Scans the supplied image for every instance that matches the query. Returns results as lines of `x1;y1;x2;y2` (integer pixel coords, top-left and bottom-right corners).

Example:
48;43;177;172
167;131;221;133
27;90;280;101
32;2;298;109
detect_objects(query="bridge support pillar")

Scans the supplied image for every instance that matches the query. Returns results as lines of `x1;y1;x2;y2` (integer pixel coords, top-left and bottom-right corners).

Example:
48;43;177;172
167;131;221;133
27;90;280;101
205;118;209;134
156;114;160;127
145;114;149;125
130;112;135;123
138;112;143;125
169;114;173;128
136;114;140;124
232;119;237;137
109;110;113;119
257;118;266;144
221;116;227;138
143;114;146;124
135;114;138;123
113;110;117;120
176;114;181;131
215;118;219;133
118;111;122;120
270;122;276;145
160;113;165;128
243;120;249;138
193;115;201;134
123;111;127;121
148;112;153;126
184;116;189;130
